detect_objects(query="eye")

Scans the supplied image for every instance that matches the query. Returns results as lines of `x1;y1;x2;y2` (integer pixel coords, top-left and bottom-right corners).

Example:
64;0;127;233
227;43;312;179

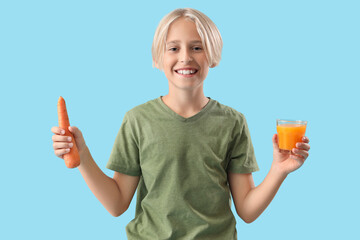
168;47;177;52
193;46;203;51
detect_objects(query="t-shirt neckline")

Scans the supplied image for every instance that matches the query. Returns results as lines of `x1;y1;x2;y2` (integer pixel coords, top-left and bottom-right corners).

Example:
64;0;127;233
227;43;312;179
157;96;214;122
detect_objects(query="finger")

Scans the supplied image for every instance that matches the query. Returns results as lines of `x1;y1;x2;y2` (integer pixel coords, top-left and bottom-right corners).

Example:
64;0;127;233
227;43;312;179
296;142;311;151
52;134;72;142
290;153;305;165
53;142;73;150
51;126;65;135
69;126;83;139
68;126;86;148
272;134;280;151
302;136;310;143
54;148;70;158
292;148;309;160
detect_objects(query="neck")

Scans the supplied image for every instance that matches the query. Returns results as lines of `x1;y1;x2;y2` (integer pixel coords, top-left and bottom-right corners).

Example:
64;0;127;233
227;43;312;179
161;91;209;117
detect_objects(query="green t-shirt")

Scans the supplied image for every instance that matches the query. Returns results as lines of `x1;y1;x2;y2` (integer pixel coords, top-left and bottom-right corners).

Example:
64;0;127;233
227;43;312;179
106;96;259;240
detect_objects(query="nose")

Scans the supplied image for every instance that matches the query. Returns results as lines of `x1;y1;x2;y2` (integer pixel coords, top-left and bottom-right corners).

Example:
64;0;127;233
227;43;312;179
179;48;193;63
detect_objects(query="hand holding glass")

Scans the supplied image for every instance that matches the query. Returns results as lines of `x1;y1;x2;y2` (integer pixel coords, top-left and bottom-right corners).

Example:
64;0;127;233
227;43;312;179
276;119;307;152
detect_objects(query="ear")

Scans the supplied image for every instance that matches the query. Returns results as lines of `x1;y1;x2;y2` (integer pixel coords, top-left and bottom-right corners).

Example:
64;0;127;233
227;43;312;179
153;59;160;69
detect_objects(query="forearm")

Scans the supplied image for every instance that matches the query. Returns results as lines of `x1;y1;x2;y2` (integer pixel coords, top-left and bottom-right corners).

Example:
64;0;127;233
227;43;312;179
241;167;287;223
77;147;125;217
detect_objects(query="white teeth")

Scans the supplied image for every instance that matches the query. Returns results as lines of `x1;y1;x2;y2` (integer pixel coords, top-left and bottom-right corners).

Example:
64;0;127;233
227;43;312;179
177;69;196;75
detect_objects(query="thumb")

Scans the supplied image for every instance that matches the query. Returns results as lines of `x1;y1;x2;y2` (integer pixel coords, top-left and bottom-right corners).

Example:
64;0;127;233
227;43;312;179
68;126;86;149
272;134;280;151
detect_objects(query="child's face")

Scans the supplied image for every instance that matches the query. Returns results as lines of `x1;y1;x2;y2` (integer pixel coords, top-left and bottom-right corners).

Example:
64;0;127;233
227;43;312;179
162;17;210;91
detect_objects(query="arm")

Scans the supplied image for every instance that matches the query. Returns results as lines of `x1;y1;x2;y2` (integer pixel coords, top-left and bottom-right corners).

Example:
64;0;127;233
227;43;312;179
78;146;140;217
52;126;140;217
228;169;286;223
228;134;310;223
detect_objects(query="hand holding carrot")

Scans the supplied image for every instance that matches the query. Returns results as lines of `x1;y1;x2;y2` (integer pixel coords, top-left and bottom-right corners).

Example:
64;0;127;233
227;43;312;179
52;96;86;168
51;125;87;158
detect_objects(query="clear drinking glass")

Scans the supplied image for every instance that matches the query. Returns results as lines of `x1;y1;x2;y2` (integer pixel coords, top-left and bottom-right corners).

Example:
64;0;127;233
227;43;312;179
276;119;307;153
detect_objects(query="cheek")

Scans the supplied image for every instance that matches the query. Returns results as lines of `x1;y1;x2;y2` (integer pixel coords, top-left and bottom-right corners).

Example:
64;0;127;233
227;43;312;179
198;56;209;67
163;58;175;71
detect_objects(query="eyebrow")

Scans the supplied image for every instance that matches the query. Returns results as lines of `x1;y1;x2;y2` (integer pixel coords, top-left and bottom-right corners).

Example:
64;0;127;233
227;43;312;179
166;40;202;45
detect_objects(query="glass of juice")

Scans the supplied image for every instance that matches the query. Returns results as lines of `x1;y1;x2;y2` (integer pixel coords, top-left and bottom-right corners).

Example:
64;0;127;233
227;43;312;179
276;119;307;153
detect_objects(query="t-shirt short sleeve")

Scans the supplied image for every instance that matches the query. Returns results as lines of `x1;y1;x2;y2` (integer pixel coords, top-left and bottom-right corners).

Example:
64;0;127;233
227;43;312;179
106;112;141;176
227;112;259;174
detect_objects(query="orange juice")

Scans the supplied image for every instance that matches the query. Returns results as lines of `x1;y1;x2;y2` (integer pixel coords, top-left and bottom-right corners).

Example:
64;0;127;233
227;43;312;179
276;124;307;151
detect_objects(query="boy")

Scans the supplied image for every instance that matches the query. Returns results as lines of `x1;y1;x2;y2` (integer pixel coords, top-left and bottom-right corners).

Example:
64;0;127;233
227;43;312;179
51;8;310;239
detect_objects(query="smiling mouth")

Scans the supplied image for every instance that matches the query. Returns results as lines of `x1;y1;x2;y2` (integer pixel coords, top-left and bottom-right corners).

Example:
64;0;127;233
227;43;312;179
174;69;198;76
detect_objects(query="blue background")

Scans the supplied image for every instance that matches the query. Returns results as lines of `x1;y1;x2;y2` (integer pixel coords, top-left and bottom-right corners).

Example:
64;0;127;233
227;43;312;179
1;0;359;239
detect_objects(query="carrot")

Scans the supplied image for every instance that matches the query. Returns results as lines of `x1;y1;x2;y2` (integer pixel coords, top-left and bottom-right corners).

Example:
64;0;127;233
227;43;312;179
57;96;80;168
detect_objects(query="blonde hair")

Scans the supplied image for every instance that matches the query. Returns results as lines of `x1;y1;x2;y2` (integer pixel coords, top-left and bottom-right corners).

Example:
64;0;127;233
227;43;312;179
152;8;223;70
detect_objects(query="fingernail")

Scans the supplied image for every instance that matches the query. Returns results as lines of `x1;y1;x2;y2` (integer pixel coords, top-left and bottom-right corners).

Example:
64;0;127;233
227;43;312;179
69;143;73;147
68;137;72;141
66;149;70;152
61;130;65;135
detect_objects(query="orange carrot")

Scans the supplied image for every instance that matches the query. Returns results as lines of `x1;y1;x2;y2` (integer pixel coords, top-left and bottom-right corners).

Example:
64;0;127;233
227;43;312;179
57;96;80;168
